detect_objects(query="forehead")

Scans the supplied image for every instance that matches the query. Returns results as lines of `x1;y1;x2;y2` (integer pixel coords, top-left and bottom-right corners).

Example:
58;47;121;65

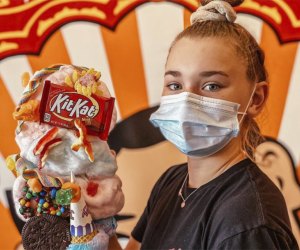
166;37;245;71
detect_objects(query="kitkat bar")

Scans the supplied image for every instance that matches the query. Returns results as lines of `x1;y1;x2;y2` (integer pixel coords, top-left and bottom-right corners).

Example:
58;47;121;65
39;81;114;140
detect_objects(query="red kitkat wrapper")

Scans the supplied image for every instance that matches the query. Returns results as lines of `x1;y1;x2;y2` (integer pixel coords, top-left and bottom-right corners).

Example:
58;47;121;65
39;81;114;140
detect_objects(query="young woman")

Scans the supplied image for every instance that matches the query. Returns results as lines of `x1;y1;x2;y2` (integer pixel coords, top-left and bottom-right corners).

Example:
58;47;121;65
109;0;299;249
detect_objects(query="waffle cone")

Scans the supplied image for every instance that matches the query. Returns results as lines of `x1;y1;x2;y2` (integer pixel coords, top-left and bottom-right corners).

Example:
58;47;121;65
71;230;97;243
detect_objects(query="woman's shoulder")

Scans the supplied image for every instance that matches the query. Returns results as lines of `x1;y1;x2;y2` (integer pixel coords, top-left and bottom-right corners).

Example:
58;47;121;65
216;158;284;199
216;158;287;214
210;159;292;242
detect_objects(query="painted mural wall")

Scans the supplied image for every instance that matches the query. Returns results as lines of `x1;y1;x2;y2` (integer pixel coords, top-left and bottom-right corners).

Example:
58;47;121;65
0;0;300;249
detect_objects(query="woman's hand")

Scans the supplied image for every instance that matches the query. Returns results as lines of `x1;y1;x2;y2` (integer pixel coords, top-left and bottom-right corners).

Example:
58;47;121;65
76;175;125;219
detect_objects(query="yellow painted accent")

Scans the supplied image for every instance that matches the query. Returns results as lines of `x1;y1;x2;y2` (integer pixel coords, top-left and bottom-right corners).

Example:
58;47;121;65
274;0;300;27
38;7;106;36
0;0;48;14
113;0;136;15
243;0;300;28
114;0;199;15
0;41;18;53
242;0;282;24
0;0;108;39
0;0;9;8
0;0;109;15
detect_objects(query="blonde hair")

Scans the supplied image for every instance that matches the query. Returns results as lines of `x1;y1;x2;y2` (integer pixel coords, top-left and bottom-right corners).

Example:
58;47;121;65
169;21;268;160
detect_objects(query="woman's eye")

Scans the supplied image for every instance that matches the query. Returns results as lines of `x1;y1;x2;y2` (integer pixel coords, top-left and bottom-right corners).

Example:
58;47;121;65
202;83;221;92
167;83;182;91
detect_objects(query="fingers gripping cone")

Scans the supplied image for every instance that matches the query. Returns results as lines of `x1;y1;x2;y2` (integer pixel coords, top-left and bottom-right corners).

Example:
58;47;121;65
70;172;97;244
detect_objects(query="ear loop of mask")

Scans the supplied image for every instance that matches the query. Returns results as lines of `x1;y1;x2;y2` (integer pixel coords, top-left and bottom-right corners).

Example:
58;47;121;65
237;84;257;125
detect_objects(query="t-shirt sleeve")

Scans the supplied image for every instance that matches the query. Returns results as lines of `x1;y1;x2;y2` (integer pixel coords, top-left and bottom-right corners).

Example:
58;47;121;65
217;226;299;250
131;165;182;243
131;196;151;242
131;176;164;242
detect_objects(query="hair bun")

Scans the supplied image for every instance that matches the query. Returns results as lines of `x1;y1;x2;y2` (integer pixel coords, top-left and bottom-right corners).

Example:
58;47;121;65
191;0;237;24
201;0;244;7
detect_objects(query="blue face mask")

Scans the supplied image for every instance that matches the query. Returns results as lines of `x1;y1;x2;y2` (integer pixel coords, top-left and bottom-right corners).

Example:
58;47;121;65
150;92;248;157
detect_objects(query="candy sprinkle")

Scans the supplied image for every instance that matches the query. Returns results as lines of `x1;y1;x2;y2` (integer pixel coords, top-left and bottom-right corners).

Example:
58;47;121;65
25;192;32;199
19;199;26;206
43;202;49;208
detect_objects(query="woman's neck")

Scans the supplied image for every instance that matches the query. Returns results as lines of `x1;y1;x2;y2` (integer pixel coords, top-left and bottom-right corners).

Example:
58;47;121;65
187;137;246;188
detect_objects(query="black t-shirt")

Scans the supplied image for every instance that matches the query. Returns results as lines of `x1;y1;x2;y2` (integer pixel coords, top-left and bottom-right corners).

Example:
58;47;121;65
132;159;299;250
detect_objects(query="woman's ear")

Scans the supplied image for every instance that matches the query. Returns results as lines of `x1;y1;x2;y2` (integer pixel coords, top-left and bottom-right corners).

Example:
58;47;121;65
247;81;269;117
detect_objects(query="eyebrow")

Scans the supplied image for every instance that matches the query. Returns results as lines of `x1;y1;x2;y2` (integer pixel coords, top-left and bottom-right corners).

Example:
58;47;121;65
200;71;229;78
164;70;181;77
164;70;229;78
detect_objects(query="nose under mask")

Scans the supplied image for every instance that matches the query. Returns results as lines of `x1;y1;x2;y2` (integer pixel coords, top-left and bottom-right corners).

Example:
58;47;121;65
149;90;254;157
